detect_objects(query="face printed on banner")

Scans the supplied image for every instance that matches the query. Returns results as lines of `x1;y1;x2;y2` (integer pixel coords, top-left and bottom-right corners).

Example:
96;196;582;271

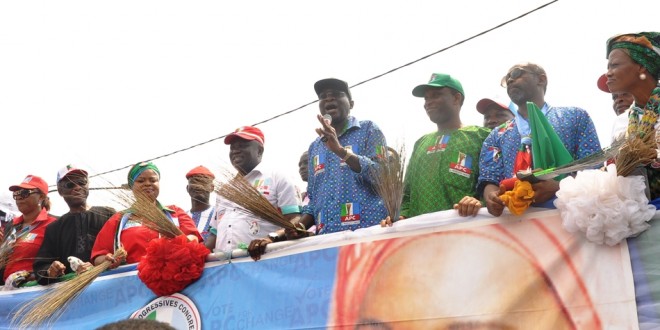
355;233;573;329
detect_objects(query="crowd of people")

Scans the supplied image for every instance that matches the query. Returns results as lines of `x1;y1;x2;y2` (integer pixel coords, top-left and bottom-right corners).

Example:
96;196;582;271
0;32;657;289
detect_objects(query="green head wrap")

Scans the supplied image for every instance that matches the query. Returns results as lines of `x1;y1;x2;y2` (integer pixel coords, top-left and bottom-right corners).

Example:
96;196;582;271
607;32;660;80
128;161;160;188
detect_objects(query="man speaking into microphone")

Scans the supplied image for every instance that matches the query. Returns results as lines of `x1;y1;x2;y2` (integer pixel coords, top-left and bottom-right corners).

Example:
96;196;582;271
302;78;390;235
247;78;389;260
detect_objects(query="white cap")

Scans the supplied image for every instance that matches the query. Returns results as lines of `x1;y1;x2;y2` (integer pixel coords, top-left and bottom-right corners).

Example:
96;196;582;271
56;164;89;183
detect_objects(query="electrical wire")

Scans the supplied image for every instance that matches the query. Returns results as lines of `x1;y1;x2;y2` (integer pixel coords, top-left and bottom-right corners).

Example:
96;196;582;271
80;0;558;183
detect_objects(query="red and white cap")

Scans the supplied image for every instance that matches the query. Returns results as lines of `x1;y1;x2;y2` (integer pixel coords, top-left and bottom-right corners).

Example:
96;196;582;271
9;175;49;195
476;97;513;114
224;126;265;145
56;164;89;183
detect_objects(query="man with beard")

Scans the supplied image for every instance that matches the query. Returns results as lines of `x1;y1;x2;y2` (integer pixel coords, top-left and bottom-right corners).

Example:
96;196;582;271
33;165;115;285
204;126;301;260
185;166;215;240
401;73;490;218
478;63;601;216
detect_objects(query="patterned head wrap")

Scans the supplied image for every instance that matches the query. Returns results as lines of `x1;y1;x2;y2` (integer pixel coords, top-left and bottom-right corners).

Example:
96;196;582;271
607;32;660;79
128;161;160;188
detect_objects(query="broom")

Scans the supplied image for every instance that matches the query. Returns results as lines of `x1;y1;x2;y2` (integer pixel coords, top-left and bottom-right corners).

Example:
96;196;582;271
370;145;406;223
615;124;657;177
215;170;305;233
113;188;183;238
11;248;127;329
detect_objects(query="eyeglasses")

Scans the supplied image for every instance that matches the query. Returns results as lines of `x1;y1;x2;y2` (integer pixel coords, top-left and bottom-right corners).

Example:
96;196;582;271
318;90;346;100
500;67;536;87
60;179;88;189
13;189;40;200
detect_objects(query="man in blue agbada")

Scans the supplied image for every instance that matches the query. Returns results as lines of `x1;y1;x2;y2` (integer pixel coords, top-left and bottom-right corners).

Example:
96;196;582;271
478;62;602;216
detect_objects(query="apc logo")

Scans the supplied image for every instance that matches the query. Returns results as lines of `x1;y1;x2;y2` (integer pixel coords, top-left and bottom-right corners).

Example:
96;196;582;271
131;293;201;330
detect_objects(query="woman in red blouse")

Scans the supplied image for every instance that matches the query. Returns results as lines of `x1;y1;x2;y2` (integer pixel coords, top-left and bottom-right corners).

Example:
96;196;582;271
1;175;57;287
91;162;202;268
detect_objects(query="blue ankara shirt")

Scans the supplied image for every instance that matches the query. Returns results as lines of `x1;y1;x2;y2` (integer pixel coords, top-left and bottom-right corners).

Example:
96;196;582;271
478;104;602;195
303;116;388;234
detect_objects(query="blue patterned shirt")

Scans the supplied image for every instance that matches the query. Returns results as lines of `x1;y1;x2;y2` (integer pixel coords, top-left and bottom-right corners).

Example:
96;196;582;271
303;116;388;234
478;104;601;195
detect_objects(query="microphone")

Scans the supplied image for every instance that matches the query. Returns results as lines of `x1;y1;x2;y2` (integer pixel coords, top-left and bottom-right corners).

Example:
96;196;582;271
321;114;332;142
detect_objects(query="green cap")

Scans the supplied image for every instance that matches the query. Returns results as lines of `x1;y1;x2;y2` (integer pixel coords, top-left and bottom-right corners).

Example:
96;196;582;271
412;73;464;97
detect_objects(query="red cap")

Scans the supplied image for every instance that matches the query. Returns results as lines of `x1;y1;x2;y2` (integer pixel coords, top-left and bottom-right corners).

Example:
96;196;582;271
224;126;265;145
476;98;512;114
9;175;49;195
186;165;215;179
597;73;610;93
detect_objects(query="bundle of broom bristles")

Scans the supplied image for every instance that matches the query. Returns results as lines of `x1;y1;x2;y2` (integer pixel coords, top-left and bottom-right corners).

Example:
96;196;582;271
370;146;406;225
214;168;307;233
615;124;657;177
11;248;127;329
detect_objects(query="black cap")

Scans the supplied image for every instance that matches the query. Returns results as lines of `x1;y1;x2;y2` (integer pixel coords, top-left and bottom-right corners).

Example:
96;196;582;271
314;78;352;100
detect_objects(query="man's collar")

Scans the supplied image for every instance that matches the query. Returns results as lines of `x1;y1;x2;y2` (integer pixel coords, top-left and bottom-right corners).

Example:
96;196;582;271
338;116;360;136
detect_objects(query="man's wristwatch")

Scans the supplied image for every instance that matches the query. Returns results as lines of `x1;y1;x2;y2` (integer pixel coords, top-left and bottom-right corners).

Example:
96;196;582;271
341;147;354;162
268;232;283;243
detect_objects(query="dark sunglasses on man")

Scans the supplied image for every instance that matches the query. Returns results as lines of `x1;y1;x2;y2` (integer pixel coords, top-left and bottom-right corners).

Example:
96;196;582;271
60;179;88;190
501;67;538;88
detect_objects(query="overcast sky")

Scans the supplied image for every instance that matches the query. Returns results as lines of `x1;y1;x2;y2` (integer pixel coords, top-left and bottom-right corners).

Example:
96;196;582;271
0;0;656;215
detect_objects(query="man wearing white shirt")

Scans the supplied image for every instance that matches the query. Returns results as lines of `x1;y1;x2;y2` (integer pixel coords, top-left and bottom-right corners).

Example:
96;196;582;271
204;126;301;260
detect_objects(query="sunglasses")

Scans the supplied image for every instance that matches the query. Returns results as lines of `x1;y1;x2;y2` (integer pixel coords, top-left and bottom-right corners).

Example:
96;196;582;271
60;179;88;189
318;90;346;100
13;189;40;200
500;67;536;88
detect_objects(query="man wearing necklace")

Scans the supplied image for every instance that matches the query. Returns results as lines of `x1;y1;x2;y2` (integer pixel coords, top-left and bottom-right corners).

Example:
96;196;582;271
478;62;601;216
1;175;57;287
401;73;490;218
33;165;115;285
185;166;215;240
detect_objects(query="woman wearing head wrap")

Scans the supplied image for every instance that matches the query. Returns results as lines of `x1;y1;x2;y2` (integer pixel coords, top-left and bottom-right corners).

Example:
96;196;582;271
1;175;57;288
606;32;660;200
91;162;203;267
